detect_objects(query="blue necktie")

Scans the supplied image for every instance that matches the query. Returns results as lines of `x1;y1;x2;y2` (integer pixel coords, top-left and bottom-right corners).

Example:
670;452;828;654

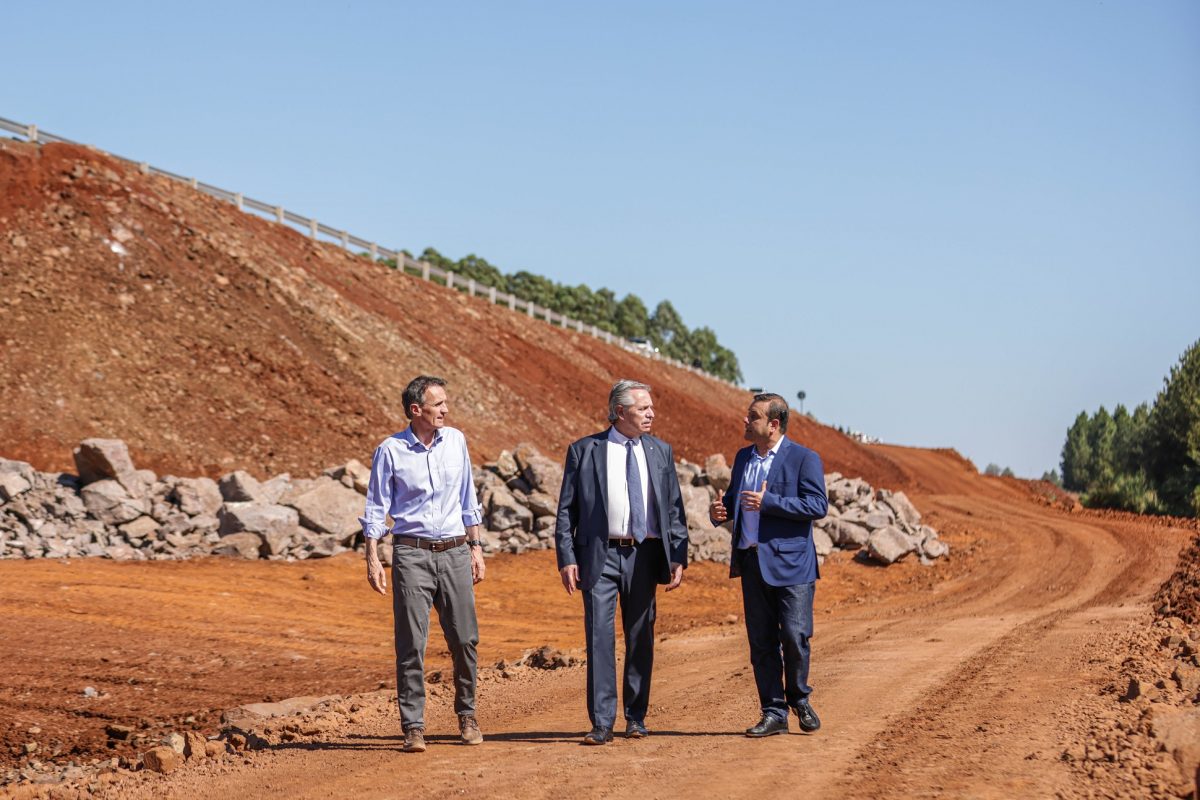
626;440;647;542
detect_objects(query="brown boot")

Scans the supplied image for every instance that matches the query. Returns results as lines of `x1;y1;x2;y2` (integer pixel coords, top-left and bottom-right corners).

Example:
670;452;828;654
402;726;426;753
459;715;484;745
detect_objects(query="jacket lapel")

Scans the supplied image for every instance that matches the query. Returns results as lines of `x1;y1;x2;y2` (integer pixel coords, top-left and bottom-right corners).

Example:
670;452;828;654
589;433;608;505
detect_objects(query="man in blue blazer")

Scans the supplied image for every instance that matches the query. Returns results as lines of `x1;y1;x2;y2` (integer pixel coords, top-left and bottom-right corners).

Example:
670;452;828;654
710;392;828;737
555;379;688;745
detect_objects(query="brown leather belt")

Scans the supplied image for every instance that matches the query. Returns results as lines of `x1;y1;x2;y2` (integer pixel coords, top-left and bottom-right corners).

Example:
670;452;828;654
608;538;638;547
395;535;466;552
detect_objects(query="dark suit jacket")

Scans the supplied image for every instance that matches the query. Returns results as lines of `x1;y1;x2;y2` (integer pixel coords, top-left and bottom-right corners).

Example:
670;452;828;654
554;430;689;592
718;437;828;587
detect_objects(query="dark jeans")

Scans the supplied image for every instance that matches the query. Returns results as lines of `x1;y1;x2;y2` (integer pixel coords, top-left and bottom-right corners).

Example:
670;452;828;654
391;542;478;730
738;547;814;721
581;541;664;728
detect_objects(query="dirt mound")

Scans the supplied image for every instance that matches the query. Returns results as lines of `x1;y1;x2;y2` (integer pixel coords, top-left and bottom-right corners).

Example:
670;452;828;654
0;140;902;489
1156;533;1200;624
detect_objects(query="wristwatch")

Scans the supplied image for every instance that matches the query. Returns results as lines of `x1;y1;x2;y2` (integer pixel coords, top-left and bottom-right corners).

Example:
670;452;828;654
466;539;483;548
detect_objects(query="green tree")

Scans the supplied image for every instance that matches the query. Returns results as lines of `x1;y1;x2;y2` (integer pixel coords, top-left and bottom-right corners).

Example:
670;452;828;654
613;294;649;338
649;300;686;349
1146;339;1200;516
984;463;1002;477
1061;412;1093;491
1041;469;1061;486
1087;406;1117;486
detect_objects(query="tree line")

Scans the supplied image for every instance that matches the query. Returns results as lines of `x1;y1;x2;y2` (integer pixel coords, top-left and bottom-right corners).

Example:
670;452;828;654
1060;338;1200;517
382;248;742;383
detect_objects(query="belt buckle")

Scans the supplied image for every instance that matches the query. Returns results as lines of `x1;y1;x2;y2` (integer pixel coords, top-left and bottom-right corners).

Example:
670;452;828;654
613;538;634;548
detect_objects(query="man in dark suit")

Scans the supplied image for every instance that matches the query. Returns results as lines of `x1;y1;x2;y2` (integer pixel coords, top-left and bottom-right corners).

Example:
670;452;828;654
555;379;689;745
710;392;828;737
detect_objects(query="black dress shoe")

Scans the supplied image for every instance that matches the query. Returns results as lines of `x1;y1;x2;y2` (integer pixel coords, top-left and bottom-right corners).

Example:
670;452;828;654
745;714;788;737
792;699;821;732
582;725;614;745
625;720;649;739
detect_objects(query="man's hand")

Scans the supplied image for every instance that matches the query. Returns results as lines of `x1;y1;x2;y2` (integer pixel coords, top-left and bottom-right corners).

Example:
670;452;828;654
470;546;486;584
710;495;728;524
560;564;579;595
739;480;769;513
665;562;684;592
365;541;387;595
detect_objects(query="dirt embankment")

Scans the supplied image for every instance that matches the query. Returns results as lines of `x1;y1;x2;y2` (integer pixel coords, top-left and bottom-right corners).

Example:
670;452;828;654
0;140;901;487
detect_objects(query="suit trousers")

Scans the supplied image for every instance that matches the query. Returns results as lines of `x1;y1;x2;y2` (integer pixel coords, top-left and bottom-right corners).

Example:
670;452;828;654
391;542;479;730
581;541;665;728
738;547;814;721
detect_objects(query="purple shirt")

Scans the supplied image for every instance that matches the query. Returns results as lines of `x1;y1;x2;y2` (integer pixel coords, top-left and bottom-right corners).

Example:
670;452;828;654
359;425;483;540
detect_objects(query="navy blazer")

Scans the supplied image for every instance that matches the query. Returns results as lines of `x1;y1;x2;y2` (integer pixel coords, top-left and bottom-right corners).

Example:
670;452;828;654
554;431;689;592
719;437;828;587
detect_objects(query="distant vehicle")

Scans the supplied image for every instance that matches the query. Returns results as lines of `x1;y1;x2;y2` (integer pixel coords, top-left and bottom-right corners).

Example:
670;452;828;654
747;387;764;393
628;336;658;355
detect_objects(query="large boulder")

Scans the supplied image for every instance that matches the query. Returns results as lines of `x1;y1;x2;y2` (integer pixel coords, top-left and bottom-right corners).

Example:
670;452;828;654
218;470;264;503
284;477;364;544
812;526;834;556
704;454;732;492
0;472;32;502
883;490;922;529
680;483;714;532
212;531;264;559
81;480;147;525
866;526;916;565
524;491;558;518
324;460;370;495
73;438;143;494
488;486;533;532
830;519;870;549
218;502;299;538
514;443;564;498
171;477;223;517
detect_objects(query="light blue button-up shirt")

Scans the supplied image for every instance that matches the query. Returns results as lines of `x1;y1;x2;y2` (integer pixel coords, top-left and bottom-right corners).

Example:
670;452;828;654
359;425;484;540
736;437;783;549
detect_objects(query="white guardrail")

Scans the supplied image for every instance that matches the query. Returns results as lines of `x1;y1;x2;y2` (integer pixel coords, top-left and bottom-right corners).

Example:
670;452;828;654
1;115;740;390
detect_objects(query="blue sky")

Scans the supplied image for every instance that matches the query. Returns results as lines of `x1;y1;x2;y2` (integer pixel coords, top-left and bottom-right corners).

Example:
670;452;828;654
4;1;1198;477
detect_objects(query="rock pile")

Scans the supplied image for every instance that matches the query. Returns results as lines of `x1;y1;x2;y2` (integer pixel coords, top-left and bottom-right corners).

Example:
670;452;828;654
0;439;368;562
1;440;947;567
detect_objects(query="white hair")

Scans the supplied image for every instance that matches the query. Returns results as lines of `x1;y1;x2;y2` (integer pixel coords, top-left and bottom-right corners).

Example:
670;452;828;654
607;379;651;423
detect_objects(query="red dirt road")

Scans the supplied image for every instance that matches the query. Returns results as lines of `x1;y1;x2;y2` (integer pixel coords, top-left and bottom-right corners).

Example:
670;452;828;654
4;446;1194;798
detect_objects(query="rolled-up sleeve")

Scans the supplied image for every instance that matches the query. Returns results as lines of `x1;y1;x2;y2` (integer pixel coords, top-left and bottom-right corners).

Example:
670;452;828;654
359;443;393;539
459;434;484;527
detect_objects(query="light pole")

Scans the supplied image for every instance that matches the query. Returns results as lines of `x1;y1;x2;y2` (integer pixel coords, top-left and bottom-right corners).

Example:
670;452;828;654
796;390;806;414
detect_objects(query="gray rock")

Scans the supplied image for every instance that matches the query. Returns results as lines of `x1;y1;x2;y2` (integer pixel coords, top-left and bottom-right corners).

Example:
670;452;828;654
0;473;32;502
171;477;223;517
524;491;558;518
704;454;732;492
533;515;556;540
885;490;922;528
830;519;871;549
920;533;949;559
258;474;291;504
119;516;159;541
675;460;703;488
324;459;369;494
680;483;714;532
72;439;140;491
284;477;364;543
212;531;264;559
488;486;533;532
218;470;264;502
81;480;147;525
218;502;298;537
0;458;36;483
494;450;520;480
866;526;916;565
864;509;893;529
812;526;834;556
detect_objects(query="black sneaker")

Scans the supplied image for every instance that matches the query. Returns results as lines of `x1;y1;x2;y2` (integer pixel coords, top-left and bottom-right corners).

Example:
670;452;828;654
582;725;614;745
792;699;821;732
745;714;788;737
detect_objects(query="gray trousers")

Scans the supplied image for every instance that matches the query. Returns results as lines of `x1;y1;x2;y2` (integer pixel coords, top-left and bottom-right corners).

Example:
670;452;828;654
581;542;664;728
391;542;478;730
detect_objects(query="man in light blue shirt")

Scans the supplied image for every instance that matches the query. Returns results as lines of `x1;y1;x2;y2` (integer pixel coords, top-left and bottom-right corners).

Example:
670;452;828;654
361;375;486;753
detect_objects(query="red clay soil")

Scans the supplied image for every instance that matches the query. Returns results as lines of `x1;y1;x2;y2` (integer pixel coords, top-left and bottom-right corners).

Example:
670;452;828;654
1;445;1195;798
0;139;897;486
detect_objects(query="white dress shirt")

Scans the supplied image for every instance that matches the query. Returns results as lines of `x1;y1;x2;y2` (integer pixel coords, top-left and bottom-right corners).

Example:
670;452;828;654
604;427;660;540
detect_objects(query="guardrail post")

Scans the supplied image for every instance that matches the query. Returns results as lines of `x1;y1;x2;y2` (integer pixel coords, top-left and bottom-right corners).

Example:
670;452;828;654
446;271;455;290
488;286;497;304
192;178;200;189
275;206;284;222
528;302;536;318
421;262;430;281
234;193;244;211
309;219;318;239
27;124;38;143
467;278;475;296
370;242;378;260
340;231;349;249
577;319;584;333
508;293;516;310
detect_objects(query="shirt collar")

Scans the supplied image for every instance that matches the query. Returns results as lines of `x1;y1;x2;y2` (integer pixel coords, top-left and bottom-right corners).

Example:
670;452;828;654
753;436;784;460
607;427;641;447
400;425;444;451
